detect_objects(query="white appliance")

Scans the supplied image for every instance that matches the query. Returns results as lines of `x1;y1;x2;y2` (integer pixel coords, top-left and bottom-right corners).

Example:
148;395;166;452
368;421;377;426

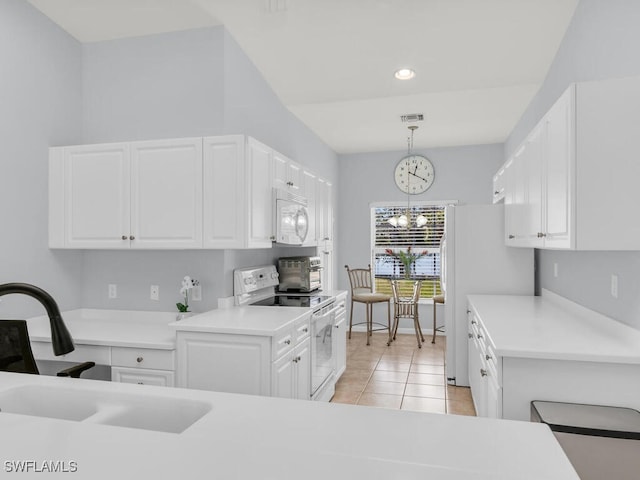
233;265;337;401
443;204;533;386
273;188;309;245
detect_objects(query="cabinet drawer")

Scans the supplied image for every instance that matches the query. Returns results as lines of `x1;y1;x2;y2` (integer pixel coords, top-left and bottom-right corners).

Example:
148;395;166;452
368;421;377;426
294;317;310;344
111;366;174;387
31;342;111;365
272;331;294;360
111;347;175;370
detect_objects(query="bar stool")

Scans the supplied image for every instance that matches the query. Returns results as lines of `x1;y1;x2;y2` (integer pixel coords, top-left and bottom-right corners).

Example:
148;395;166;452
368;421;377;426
390;279;425;348
344;265;392;346
432;294;445;343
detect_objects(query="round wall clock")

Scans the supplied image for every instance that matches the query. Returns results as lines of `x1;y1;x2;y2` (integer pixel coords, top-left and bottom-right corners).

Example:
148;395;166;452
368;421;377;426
394;154;435;194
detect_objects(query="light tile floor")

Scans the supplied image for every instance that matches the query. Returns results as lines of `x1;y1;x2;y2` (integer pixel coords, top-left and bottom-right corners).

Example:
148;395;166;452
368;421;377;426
331;331;476;416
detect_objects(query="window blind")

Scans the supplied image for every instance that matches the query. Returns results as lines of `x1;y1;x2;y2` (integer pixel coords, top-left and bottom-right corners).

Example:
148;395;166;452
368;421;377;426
372;205;446;298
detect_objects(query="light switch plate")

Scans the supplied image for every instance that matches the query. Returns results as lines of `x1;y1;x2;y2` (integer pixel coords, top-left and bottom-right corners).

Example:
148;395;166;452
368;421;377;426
108;284;117;299
150;285;159;301
192;285;202;301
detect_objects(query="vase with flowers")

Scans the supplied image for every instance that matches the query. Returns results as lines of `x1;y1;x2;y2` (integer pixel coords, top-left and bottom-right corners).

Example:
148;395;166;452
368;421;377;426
176;275;199;320
385;247;428;279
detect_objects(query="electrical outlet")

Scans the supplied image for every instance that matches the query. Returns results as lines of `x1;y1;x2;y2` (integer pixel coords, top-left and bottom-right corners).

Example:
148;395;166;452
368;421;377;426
192;285;202;301
108;284;117;299
611;275;618;298
553;263;558;278
150;285;159;301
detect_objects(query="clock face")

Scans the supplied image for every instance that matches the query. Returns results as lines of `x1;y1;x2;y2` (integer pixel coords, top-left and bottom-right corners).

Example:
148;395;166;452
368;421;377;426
394;154;435;194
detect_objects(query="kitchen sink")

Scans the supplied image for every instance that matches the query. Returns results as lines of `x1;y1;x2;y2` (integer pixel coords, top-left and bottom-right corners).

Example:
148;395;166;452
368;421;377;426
0;385;212;433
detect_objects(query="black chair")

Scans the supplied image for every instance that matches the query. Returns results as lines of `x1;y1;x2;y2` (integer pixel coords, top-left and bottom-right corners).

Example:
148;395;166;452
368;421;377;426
0;320;94;378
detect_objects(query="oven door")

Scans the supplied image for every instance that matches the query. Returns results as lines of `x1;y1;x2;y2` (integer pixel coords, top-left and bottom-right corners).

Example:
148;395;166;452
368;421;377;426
310;303;337;397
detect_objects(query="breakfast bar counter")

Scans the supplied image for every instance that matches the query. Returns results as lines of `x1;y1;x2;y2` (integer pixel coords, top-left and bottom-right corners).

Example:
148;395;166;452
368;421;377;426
0;372;579;479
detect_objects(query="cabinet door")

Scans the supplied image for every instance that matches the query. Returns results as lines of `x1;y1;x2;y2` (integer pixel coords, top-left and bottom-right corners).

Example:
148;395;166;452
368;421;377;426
486;367;502;419
302;170;317;246
294;337;311;400
272;352;295;399
524;125;544;247
61;143;131;249
272;151;288;190
130;138;203;249
246;138;274;248
544;87;575;249
111;366;175;387
176;332;271;395
468;323;486;416
503;158;517;245
492;166;506;204
203;136;246;248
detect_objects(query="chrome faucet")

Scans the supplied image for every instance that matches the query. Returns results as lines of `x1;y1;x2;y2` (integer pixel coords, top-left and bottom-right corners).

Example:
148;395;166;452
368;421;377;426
0;283;74;356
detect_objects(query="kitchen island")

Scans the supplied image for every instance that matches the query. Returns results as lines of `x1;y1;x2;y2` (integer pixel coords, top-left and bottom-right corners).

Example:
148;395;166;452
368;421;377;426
0;372;578;479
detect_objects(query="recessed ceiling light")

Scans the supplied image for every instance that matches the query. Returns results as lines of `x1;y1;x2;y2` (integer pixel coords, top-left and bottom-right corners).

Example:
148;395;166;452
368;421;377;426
394;68;415;80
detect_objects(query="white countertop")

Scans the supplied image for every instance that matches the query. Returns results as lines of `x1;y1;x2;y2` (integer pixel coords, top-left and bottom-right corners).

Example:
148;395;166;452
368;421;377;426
26;309;177;350
170;290;348;336
0;372;578;480
467;292;640;363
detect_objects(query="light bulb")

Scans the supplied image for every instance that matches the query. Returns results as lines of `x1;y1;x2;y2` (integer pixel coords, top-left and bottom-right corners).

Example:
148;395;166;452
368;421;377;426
398;214;409;227
394;68;415;80
388;217;398;227
416;215;427;227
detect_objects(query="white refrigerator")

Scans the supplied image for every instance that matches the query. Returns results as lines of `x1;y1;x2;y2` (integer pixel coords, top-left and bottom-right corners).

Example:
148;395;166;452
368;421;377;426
443;204;533;387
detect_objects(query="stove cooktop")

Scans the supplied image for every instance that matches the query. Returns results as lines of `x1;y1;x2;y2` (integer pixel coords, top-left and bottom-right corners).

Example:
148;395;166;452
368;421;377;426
250;295;332;308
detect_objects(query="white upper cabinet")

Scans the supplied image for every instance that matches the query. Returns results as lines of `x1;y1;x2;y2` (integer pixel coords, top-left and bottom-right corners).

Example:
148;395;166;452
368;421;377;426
272;151;302;193
50;143;131;249
246;137;275;248
130;138;203;249
500;76;640;250
203;136;246;249
50;135;331;251
50;138;202;249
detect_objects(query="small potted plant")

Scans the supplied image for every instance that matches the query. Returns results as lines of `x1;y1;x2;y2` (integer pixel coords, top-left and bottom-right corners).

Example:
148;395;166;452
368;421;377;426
176;275;199;321
385;247;428;279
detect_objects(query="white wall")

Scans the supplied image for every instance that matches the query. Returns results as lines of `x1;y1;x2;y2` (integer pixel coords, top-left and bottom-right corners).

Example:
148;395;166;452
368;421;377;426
0;0;84;317
505;0;640;329
337;143;504;282
79;27;338;312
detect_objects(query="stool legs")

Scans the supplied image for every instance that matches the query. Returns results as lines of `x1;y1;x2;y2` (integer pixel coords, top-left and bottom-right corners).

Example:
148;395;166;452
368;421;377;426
348;299;354;339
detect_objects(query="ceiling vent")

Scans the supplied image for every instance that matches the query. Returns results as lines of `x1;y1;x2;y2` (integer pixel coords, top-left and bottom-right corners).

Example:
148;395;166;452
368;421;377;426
400;113;424;123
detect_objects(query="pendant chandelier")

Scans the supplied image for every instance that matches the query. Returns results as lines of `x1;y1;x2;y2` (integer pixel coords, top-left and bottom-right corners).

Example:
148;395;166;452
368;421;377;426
388;126;428;228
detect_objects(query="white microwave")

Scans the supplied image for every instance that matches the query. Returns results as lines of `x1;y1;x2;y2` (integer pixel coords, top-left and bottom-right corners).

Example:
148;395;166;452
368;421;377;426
273;188;309;245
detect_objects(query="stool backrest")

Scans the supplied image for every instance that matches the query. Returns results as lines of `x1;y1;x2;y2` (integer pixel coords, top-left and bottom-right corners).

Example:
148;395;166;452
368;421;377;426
344;265;373;295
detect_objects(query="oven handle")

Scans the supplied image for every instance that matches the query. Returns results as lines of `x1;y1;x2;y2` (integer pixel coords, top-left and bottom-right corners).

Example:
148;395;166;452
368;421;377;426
311;304;339;321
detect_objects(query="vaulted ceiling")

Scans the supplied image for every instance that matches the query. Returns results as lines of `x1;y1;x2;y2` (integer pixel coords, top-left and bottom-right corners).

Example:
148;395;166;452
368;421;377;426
27;0;579;153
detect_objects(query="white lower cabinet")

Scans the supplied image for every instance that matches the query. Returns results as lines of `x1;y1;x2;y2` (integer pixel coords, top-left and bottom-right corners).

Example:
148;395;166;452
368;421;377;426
176;313;312;400
110;347;176;387
272;337;311;400
467;308;502;419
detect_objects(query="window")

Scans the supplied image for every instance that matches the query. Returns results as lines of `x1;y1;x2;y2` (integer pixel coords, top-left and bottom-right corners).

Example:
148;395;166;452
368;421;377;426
371;203;446;298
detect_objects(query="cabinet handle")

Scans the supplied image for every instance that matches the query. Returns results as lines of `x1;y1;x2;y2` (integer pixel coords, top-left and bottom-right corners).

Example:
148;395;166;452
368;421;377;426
485;354;492;361
302;327;308;332
122;235;127;240
494;191;500;195
477;333;483;339
136;357;143;363
508;234;515;239
129;235;135;240
284;339;291;345
137;382;143;385
480;368;488;377
466;309;471;314
468;333;473;339
270;235;276;241
471;319;477;325
537;232;547;238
